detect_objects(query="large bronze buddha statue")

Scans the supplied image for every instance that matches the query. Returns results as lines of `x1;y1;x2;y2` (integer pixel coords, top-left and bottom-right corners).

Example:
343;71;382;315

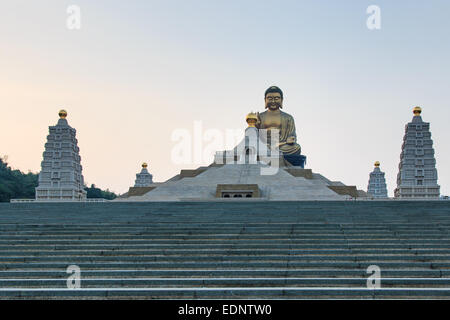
256;86;302;160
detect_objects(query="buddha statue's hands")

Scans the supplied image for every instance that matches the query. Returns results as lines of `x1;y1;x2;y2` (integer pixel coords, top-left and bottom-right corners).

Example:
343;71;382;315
286;136;296;144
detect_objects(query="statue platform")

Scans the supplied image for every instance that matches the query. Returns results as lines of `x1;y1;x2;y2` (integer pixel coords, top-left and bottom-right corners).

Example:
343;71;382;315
121;124;366;201
121;163;367;201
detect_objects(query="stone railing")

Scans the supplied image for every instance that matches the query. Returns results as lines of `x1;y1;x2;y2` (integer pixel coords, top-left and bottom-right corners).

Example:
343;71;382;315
85;198;110;203
10;198;110;203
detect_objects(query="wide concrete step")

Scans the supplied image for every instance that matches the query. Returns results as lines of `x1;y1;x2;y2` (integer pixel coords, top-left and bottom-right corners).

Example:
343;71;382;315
1;269;447;278
0;231;446;237
0;237;446;242
1;249;450;256
1;241;449;247
0;225;446;229
0;229;446;235
1;244;450;250
1;287;450;299
1;255;450;263
1;261;450;270
1;277;450;288
0;232;448;237
2;235;448;240
0;223;447;228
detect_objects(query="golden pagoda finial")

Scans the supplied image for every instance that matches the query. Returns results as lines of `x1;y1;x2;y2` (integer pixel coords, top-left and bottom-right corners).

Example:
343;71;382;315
374;161;380;167
413;106;422;116
246;112;258;128
142;162;148;168
58;109;67;119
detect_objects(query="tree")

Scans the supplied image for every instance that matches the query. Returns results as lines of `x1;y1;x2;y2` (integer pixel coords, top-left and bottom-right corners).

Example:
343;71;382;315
84;184;117;200
0;156;39;202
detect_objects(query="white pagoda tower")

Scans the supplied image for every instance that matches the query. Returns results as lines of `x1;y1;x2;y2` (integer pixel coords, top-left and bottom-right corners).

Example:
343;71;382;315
35;110;87;201
134;163;153;187
394;107;440;199
367;161;388;198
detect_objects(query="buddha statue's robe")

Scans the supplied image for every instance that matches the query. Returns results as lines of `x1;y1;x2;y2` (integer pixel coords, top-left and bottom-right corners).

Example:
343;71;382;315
256;110;301;155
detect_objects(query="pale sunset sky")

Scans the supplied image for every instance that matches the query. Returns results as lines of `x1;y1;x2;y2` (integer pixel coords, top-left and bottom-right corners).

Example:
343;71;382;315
0;1;449;196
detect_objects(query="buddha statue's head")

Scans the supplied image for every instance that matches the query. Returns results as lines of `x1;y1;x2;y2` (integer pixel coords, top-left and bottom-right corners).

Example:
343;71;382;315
264;86;283;110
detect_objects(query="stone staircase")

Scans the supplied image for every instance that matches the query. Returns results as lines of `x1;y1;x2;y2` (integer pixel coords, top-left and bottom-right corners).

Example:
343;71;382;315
0;201;449;299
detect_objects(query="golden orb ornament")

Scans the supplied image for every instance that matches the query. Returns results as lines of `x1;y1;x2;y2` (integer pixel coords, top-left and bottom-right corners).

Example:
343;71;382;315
413;106;422;116
374;161;380;167
142;162;148;168
58;109;67;119
246;112;258;127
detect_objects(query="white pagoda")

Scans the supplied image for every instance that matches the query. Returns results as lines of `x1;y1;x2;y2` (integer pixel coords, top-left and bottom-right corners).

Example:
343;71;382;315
35;110;87;201
367;161;388;198
134;163;154;187
394;107;440;199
